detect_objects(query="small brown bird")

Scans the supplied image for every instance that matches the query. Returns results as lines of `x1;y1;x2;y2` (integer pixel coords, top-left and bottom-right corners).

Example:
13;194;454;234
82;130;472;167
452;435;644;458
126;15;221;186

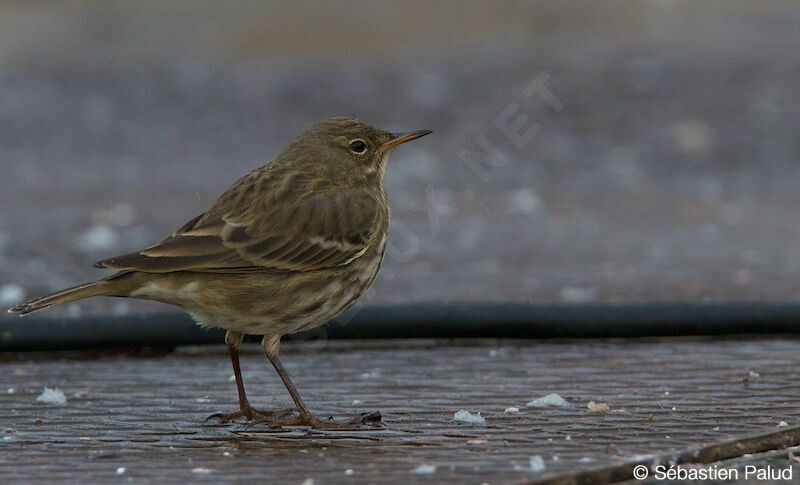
8;117;431;429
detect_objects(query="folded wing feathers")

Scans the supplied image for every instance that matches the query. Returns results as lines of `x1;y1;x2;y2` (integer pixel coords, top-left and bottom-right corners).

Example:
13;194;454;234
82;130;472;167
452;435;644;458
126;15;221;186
93;191;378;273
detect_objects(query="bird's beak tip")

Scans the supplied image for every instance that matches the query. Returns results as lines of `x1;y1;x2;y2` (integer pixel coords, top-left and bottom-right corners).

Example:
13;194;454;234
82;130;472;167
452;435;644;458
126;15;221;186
383;129;433;149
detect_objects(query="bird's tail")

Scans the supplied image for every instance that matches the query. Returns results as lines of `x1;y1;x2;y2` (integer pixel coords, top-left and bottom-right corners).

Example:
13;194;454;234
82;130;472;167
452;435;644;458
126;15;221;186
7;280;115;316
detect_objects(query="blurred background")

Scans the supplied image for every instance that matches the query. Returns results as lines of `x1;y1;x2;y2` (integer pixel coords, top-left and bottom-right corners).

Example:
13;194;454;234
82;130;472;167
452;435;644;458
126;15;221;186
0;0;798;317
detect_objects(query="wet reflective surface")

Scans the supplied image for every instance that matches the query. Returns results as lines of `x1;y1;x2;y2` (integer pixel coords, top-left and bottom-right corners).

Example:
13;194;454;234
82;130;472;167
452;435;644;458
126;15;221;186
2;339;800;482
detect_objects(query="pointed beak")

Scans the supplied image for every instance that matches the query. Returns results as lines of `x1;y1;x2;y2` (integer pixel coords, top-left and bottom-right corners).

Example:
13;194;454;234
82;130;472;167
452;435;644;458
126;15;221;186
382;129;433;149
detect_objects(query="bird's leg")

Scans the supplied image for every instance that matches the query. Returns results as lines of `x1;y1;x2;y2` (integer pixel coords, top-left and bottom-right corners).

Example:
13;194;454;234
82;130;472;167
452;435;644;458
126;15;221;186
261;334;382;429
205;330;292;424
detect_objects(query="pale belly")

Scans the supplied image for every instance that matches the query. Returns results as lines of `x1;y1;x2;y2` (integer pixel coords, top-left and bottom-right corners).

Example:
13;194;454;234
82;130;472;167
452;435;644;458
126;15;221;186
129;241;386;337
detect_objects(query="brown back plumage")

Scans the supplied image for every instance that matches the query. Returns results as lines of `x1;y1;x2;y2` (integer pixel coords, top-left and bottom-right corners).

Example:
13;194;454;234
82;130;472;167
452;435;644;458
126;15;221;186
93;118;393;274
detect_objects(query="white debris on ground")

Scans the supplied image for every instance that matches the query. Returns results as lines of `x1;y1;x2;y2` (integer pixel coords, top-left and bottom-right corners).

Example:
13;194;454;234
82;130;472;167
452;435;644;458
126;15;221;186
526;393;569;408
75;224;119;252
0;284;25;306
36;387;67;405
453;410;487;426
412;464;437;474
587;401;610;413
513;456;546;473
579;457;595;463
504;407;520;414
116;467;126;475
778;421;789;427
191;467;212;474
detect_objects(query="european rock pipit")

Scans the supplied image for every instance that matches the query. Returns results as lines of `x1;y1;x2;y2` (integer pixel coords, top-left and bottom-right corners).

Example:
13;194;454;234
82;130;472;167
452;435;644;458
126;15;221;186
9;117;432;429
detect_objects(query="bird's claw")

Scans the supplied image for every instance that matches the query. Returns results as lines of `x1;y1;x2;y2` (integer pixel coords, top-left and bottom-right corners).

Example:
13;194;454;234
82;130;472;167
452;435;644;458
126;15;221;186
279;410;384;430
204;406;294;424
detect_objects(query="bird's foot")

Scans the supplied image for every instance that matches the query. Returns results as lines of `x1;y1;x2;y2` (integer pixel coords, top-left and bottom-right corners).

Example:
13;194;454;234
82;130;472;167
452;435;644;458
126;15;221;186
204;405;294;424
276;410;383;430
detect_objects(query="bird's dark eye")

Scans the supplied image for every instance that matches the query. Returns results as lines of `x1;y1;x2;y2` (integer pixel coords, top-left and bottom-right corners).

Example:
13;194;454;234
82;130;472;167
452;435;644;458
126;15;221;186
349;139;368;154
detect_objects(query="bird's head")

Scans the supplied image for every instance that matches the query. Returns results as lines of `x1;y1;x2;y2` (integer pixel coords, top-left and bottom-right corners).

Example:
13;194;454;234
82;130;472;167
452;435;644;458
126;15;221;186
282;117;432;183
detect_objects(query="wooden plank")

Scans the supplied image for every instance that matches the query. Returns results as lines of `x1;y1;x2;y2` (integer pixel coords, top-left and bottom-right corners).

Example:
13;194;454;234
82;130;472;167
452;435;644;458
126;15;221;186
2;338;800;483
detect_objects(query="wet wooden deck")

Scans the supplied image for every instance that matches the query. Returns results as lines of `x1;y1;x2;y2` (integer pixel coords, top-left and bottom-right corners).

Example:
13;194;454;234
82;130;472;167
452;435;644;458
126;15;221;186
2;337;800;483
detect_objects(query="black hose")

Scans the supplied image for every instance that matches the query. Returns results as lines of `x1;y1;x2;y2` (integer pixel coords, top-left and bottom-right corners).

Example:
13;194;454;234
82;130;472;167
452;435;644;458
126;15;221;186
1;301;799;351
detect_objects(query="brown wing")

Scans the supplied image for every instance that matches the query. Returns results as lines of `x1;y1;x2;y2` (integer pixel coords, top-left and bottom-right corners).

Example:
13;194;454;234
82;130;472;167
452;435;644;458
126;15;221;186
94;190;380;273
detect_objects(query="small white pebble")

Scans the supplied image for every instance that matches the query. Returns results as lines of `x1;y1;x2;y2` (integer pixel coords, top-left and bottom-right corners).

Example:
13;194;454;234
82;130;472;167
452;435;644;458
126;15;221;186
413;464;437;474
227;375;236;382
116;467;126;475
579;457;594;463
7;388;14;394
748;371;760;380
223;452;232;457
352;400;363;405
504;407;520;414
527;393;569;408
529;455;547;473
565;435;572;441
779;421;789;427
513;455;546;473
712;426;720;431
453;410;487;426
344;469;354;475
191;467;212;474
195;397;211;403
300;479;315;485
36;387;67;405
587;401;610;413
